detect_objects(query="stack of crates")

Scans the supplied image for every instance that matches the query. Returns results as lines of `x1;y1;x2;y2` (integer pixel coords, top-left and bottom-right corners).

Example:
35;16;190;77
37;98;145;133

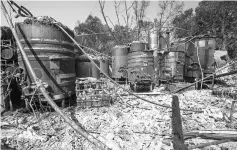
75;78;116;108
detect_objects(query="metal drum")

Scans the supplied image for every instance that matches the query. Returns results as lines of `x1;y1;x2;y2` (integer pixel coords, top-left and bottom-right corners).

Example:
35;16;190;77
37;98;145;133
130;41;149;52
99;57;109;77
16;23;76;101
186;37;216;78
127;51;154;82
75;55;100;79
111;45;128;79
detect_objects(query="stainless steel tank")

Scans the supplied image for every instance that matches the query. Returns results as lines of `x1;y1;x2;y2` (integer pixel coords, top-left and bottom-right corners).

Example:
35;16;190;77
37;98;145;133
160;51;185;81
148;28;159;50
75;55;100;79
16;23;76;101
127;51;154;82
111;45;128;79
185;37;216;78
99;57;109;76
130;41;149;52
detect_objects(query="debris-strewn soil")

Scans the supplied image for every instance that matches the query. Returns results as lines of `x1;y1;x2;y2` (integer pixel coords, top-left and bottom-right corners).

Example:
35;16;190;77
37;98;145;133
1;84;237;150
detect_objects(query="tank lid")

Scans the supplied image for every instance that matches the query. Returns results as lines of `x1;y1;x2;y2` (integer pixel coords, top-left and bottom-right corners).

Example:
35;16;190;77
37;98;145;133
18;16;74;37
131;41;143;44
76;54;99;62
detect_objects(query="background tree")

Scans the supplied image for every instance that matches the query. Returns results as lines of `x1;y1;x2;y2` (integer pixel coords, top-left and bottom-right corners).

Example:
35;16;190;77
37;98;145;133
156;0;184;30
132;0;150;40
195;1;237;52
172;8;195;38
74;15;112;54
172;1;237;59
99;0;150;44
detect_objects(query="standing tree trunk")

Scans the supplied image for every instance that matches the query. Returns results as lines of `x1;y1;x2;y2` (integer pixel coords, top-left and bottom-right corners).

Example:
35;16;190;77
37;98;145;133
221;20;227;51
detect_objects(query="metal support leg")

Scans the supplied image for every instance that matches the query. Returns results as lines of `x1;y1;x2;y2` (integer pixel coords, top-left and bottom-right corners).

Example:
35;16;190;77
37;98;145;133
211;74;215;90
229;100;236;128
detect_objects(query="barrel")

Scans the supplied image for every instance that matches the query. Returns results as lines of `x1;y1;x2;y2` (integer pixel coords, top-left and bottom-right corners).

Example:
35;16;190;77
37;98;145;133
75;55;100;79
127;51;154;82
130;41;149;52
99;57;109;76
111;45;128;78
15;22;76;101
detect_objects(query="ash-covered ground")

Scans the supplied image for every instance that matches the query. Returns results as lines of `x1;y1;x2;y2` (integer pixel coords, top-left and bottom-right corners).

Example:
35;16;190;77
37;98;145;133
1;82;237;150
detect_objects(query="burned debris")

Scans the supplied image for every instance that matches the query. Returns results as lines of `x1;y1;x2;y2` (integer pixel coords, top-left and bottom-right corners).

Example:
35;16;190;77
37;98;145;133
1;0;237;150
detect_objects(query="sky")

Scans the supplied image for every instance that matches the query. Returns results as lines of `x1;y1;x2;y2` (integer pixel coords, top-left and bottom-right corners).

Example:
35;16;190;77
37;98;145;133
1;1;200;30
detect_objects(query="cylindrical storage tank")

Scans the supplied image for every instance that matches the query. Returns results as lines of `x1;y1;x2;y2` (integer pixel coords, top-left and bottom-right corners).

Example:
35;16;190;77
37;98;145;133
15;22;76;101
186;37;216;78
160;51;185;81
75;55;100;79
159;35;168;52
148;28;159;51
111;45;128;79
127;51;154;82
130;41;149;52
99;57;109;76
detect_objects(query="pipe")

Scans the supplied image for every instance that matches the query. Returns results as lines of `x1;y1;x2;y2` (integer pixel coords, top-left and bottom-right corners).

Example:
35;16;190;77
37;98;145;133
1;2;109;149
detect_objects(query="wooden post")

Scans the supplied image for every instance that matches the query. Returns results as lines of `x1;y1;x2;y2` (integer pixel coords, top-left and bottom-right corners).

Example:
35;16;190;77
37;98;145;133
172;95;188;150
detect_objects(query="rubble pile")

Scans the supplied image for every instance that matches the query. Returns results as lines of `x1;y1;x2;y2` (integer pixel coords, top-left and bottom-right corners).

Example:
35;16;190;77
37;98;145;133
216;62;237;86
1;88;237;150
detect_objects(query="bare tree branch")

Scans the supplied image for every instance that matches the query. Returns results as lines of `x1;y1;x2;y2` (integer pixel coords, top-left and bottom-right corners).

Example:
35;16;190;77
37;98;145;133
157;0;184;31
133;0;150;40
114;1;121;27
98;0;118;43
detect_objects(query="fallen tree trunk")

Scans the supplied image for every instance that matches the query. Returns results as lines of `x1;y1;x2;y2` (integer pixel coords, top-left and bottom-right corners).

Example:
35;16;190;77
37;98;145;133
214;70;237;78
184;131;237;141
188;139;231;149
212;89;237;99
